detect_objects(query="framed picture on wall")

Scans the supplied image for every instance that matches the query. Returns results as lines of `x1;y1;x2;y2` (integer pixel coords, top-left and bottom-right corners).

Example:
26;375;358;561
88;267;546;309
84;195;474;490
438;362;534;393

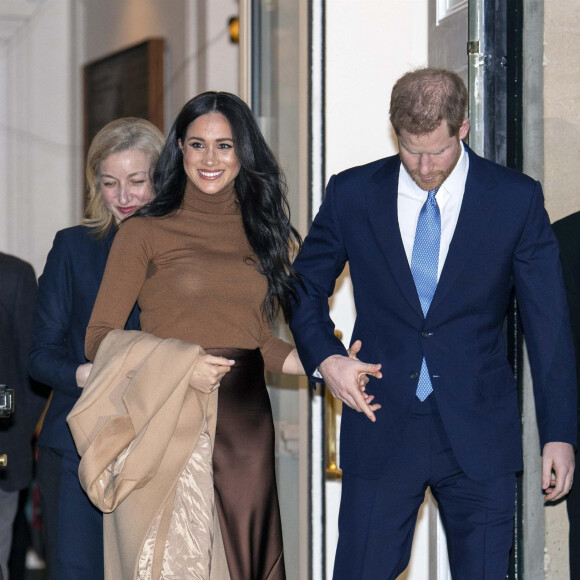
83;38;165;162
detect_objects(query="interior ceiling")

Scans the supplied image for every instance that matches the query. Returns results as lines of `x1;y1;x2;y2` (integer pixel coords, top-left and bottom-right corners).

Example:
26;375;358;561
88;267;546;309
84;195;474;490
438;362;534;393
0;0;42;40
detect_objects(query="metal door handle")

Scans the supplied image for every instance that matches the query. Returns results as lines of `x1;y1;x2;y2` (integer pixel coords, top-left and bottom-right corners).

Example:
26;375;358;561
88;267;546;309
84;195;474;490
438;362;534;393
325;329;343;480
325;388;342;480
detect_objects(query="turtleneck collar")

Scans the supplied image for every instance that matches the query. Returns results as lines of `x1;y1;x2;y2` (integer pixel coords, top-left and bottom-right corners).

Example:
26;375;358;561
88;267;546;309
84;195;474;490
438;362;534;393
182;179;239;215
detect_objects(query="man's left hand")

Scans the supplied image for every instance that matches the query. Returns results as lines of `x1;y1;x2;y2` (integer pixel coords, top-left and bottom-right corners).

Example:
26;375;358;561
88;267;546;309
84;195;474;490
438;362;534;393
542;441;575;502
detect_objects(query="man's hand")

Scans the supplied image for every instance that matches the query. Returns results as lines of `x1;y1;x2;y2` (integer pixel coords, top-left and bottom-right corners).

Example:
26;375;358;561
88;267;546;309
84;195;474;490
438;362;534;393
347;339;363;360
319;352;382;422
542;441;575;502
347;340;373;396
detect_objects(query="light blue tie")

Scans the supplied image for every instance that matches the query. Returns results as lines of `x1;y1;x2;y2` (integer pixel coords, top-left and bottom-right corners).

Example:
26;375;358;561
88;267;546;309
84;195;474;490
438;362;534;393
410;188;440;401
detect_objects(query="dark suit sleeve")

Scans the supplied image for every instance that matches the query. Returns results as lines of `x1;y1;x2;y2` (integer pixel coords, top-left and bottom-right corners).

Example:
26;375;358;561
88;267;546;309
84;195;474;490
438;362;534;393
28;231;80;396
553;212;580;414
559;252;580;352
513;182;577;447
0;256;47;491
12;261;47;424
289;175;350;379
553;216;580;411
14;261;39;387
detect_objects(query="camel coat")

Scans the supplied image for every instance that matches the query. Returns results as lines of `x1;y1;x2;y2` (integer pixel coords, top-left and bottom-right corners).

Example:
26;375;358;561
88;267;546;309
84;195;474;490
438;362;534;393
67;330;228;579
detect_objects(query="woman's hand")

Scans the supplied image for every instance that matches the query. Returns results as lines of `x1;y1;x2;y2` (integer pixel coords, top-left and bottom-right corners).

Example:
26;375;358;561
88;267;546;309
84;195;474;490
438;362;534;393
76;363;93;388
190;352;235;393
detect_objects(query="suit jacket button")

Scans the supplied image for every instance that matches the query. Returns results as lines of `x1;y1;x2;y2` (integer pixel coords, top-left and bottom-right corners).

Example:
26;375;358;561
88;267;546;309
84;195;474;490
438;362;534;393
409;372;419;380
421;330;431;338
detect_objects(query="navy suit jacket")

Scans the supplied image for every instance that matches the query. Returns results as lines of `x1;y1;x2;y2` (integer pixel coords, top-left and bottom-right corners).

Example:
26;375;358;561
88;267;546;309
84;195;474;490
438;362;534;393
29;226;140;453
0;253;47;491
553;212;580;417
290;146;577;481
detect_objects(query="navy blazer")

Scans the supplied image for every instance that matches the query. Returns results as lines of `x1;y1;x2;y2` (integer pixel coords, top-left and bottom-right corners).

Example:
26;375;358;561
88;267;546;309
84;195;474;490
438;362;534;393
0;253;47;491
553;211;580;408
29;226;140;453
290;146;577;481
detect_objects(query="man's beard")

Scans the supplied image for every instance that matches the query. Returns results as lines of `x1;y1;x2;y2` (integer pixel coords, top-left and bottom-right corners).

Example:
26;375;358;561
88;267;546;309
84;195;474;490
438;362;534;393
402;140;461;192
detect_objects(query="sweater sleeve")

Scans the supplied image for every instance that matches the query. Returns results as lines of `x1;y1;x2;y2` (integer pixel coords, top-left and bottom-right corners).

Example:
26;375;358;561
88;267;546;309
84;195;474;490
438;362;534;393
260;325;294;373
85;218;154;360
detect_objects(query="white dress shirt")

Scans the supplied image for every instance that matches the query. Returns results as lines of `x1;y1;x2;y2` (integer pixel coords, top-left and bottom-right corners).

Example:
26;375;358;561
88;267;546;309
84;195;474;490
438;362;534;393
397;145;469;280
313;147;469;377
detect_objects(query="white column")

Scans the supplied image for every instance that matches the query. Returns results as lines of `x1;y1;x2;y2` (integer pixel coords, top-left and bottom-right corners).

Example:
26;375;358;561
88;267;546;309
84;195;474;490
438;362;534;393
1;0;81;275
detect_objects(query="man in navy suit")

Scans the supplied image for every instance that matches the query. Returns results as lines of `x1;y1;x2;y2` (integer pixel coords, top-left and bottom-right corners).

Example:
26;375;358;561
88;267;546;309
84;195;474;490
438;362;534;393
290;68;577;578
552;211;580;579
0;252;47;580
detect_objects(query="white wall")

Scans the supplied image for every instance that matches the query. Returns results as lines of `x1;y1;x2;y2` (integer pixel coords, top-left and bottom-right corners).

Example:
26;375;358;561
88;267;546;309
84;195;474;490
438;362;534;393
0;40;8;253
203;0;239;94
0;0;82;275
543;0;580;224
325;0;428;178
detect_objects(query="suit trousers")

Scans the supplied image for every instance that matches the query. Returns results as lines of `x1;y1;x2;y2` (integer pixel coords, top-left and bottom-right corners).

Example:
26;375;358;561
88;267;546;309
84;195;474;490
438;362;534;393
333;396;516;580
0;488;18;580
568;421;580;580
37;446;104;580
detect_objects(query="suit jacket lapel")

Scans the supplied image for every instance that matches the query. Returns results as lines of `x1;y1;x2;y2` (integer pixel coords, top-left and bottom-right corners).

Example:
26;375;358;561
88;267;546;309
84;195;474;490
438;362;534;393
365;156;424;321
428;147;496;318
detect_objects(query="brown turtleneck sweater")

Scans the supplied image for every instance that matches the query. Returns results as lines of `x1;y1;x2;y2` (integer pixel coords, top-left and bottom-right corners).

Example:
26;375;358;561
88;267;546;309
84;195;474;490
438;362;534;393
85;181;294;371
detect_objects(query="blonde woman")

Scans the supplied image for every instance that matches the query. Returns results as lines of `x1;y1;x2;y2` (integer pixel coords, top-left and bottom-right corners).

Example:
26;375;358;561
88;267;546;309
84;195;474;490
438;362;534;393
29;118;164;580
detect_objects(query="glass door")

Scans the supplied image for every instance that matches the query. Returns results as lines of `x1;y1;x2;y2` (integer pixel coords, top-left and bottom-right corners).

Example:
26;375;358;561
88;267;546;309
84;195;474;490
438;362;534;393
244;1;312;578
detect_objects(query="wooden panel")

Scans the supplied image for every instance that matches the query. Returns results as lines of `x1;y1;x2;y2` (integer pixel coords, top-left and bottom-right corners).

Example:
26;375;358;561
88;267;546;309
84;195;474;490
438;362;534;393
83;38;165;162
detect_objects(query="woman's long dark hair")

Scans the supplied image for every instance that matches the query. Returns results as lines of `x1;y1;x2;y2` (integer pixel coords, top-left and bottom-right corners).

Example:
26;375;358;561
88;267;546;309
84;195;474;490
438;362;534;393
139;91;302;323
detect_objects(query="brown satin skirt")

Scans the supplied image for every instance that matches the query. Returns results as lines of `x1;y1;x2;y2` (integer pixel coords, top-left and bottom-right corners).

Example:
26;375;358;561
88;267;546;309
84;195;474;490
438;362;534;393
207;348;286;580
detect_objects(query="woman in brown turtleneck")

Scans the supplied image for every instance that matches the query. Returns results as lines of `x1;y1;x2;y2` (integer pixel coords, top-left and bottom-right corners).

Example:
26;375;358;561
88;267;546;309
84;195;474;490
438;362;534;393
85;92;306;580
